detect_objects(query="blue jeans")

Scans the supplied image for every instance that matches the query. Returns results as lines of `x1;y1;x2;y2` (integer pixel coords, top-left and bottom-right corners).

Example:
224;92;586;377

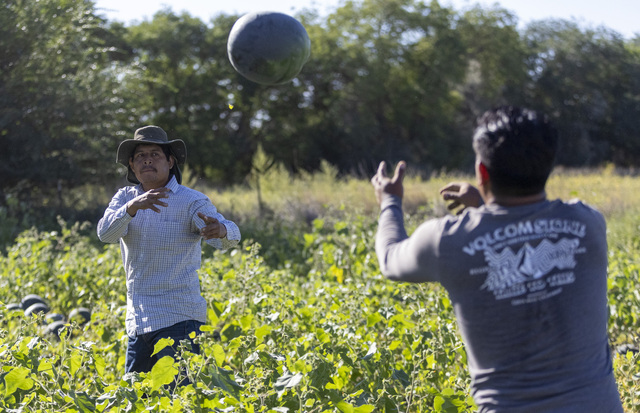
125;320;203;375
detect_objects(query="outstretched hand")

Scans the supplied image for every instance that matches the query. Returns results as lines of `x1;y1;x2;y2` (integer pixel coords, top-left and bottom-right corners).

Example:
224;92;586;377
198;212;227;240
126;187;169;216
439;182;483;214
371;161;406;205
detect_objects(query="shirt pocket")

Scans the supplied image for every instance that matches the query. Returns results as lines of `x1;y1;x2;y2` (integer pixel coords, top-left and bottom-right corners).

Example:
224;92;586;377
151;219;187;251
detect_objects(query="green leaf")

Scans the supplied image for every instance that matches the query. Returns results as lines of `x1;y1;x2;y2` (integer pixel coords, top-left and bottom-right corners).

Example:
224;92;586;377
209;365;242;396
336;400;353;413
362;342;377;360
70;351;83;376
312;218;324;231
326;374;345;390
366;312;383;327
207;308;220;325
274;371;303;398
434;395;445;412
389;340;402;350
212;344;225;367
146;356;178;392
151;337;174;357
208;301;226;324
329;264;344;283
315;328;330;344
221;323;243;341
255;325;272;345
222;338;239;358
353;406;376;413
392;369;410;387
38;359;54;377
442;388;455;396
4;366;34;397
72;391;96;413
93;354;106;378
334;220;348;234
240;313;254;330
303;233;315;247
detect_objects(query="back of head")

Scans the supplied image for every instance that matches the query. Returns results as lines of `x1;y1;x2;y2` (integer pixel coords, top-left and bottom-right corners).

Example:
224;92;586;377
472;106;558;197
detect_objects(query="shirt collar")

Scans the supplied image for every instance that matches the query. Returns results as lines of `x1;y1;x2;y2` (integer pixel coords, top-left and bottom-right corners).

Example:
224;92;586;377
165;175;180;193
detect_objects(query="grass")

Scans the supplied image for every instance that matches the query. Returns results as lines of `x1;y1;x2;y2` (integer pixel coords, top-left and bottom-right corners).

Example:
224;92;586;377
72;160;640;231
199;162;640;225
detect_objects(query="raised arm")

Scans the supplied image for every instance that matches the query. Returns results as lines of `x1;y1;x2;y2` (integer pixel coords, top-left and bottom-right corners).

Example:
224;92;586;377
372;161;444;284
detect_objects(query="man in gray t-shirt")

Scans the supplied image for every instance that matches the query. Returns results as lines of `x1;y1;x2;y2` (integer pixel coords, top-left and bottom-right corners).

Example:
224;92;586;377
371;106;623;412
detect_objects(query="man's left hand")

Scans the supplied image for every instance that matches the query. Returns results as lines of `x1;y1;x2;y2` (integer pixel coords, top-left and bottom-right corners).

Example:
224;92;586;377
440;182;483;214
198;212;227;240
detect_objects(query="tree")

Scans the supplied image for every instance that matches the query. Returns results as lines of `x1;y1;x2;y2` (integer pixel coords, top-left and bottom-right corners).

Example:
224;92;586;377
0;0;133;210
456;5;529;118
256;0;472;176
523;20;640;166
121;10;261;185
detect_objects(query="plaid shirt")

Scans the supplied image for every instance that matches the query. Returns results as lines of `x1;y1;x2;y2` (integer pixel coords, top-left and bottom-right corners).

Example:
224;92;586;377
97;176;240;336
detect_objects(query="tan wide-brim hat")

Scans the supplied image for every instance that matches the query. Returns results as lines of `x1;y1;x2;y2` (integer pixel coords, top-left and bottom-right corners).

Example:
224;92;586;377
116;126;187;184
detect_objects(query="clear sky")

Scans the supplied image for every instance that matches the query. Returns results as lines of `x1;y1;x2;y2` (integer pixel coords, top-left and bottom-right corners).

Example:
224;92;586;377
94;0;639;39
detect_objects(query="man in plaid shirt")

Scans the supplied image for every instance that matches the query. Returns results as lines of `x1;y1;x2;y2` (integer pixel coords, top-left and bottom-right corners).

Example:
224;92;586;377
98;126;240;377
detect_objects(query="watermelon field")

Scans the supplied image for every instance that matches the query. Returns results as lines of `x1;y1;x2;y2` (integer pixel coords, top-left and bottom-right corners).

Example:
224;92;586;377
2;166;640;412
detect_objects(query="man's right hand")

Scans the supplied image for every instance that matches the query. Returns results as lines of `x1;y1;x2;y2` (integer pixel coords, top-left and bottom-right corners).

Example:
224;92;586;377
439;182;482;214
126;187;169;216
371;161;406;205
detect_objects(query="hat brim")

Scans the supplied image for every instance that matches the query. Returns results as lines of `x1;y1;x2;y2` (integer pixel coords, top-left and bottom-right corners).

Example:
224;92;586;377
116;139;187;166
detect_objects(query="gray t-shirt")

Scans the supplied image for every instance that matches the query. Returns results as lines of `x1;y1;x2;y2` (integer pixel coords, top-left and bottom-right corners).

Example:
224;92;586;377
375;195;623;412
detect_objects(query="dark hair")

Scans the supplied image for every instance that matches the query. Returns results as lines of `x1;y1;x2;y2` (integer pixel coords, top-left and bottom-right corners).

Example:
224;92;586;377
160;145;173;161
472;106;558;197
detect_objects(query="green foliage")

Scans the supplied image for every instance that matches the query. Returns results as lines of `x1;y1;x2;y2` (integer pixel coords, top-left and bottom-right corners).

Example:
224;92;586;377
0;214;477;411
121;10;257;184
523;20;640;166
276;0;472;174
2;169;640;411
456;5;529;114
0;217;124;312
0;0;133;194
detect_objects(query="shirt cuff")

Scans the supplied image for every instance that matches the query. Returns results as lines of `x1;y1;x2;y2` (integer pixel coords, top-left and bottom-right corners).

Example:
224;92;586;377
380;194;402;212
223;222;241;241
